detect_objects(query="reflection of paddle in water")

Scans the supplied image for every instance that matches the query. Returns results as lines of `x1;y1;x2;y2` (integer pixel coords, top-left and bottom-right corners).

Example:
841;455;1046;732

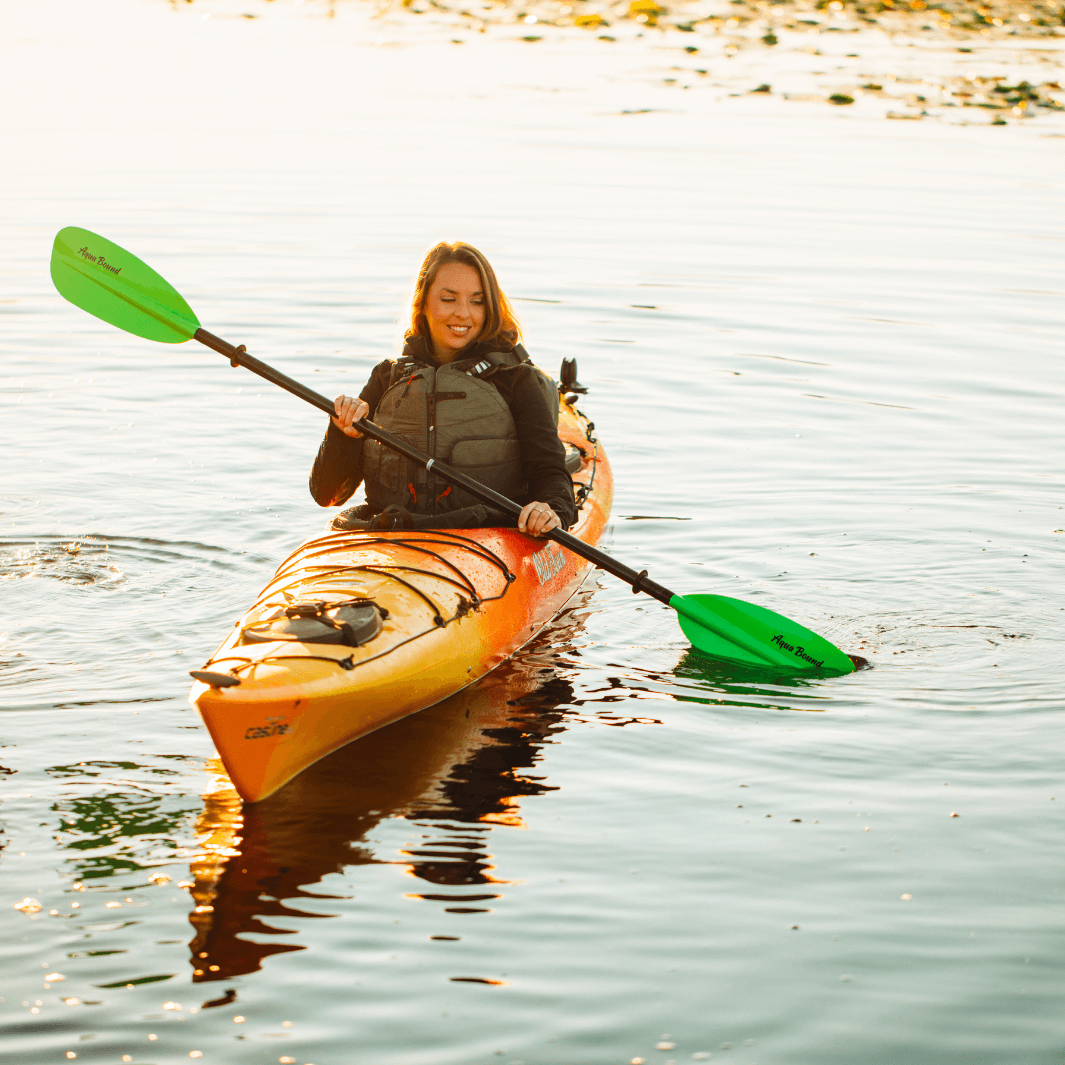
185;658;582;984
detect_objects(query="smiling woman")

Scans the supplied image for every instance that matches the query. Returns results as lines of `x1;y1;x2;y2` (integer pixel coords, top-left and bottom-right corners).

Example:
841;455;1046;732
311;241;574;537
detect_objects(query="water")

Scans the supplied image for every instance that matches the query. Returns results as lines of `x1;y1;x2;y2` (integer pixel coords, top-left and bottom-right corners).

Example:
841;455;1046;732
3;1;1065;1062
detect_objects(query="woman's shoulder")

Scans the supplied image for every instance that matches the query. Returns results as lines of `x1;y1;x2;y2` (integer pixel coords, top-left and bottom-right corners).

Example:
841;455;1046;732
505;351;555;390
494;360;560;424
505;360;548;386
357;358;401;407
367;356;411;386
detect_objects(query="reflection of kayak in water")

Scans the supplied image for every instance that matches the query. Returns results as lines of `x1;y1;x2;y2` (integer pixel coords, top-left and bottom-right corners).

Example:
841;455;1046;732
188;399;612;803
186;654;582;983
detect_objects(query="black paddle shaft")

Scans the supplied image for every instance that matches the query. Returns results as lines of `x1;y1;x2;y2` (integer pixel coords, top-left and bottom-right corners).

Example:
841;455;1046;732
194;328;678;607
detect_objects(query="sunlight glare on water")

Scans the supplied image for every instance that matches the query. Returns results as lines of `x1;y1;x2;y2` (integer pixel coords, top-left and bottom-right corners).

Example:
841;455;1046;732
1;1;1064;1063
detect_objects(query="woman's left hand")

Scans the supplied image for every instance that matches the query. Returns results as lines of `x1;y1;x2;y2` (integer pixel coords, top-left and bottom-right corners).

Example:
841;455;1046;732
518;501;561;538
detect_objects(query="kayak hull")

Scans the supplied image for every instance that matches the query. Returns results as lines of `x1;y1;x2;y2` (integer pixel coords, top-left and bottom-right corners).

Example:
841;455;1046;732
190;401;611;802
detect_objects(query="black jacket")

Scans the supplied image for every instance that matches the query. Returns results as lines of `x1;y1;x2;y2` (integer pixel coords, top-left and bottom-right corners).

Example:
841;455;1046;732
309;336;577;528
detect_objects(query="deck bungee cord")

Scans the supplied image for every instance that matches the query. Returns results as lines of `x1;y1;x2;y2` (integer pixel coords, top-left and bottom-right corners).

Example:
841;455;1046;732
197;530;518;681
566;413;599;512
284;528;516;599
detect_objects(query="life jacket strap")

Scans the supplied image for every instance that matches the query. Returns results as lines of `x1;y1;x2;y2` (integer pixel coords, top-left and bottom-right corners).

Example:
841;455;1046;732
388;356;421;389
463;344;532;380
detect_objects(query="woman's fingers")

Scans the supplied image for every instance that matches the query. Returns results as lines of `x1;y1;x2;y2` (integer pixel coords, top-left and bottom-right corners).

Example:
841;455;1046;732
331;395;369;439
518;502;535;533
330;395;351;430
518;501;560;538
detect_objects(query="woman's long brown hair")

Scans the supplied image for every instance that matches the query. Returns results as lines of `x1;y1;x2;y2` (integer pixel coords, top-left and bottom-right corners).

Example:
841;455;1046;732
406;242;521;350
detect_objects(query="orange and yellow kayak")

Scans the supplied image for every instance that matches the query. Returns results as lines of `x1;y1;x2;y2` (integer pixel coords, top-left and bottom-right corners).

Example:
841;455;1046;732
189;398;612;803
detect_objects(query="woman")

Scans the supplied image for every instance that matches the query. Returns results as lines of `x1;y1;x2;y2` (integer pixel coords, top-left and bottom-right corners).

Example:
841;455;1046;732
310;242;575;538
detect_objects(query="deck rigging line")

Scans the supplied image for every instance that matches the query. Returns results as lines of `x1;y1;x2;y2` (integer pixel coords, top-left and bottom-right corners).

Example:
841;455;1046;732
201;529;515;678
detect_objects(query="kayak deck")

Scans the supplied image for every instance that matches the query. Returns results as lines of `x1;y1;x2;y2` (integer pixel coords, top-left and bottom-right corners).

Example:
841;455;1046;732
190;400;612;802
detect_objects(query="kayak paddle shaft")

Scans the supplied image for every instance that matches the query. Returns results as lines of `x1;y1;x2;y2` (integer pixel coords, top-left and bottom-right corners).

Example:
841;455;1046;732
194;328;678;605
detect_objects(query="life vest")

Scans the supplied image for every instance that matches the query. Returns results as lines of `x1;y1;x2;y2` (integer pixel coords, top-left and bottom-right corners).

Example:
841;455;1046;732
362;345;556;515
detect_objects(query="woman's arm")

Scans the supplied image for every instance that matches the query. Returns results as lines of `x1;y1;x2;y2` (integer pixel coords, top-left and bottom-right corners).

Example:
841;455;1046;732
499;364;577;530
308;360;391;507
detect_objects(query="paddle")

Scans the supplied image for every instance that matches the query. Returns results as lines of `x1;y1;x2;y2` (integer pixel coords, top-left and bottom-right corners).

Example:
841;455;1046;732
50;226;857;676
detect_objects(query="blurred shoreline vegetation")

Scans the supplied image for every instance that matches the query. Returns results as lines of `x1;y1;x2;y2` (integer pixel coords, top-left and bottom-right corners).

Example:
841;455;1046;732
164;0;1065;122
168;0;1065;39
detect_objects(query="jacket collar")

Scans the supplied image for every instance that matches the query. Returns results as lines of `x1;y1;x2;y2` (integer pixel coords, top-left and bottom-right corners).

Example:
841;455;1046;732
401;334;516;367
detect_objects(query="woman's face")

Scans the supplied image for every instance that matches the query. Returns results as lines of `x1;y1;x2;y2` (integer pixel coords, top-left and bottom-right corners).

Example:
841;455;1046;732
422;262;485;362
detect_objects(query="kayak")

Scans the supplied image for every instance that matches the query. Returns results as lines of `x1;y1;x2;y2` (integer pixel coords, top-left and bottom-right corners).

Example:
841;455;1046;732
189;396;612;803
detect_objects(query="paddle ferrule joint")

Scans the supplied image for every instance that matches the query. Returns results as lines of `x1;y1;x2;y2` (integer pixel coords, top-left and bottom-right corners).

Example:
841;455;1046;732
615;566;674;607
631;569;651;595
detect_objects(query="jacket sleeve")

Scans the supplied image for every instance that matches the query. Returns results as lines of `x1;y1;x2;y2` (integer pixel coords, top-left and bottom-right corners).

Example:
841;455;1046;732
308;360;391;507
504;364;577;529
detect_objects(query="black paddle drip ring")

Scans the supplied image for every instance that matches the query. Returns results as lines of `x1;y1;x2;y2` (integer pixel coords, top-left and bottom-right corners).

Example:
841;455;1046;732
631;570;650;595
230;343;247;368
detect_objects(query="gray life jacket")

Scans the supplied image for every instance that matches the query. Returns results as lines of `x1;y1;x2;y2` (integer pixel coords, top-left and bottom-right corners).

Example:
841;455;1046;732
363;345;558;515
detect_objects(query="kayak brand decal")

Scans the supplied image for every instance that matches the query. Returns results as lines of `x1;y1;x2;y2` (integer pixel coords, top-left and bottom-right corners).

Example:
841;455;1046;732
770;633;824;669
77;245;122;276
531;543;566;585
244;715;293;741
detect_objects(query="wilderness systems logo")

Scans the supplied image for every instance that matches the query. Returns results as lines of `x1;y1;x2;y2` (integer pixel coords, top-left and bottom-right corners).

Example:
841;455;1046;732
77;245;122;276
531;543;566;585
771;633;824;669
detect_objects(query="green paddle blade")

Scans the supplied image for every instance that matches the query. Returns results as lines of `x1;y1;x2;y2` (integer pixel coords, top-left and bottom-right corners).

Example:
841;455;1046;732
50;227;199;344
671;593;855;676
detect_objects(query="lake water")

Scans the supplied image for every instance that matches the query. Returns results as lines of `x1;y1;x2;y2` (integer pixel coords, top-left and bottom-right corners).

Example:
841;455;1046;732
2;2;1064;1063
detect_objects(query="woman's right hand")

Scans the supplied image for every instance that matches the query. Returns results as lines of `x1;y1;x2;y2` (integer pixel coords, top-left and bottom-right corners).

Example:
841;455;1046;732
332;395;369;439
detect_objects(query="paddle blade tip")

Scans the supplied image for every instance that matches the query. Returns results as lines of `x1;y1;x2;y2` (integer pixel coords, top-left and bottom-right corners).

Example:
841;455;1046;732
50;226;200;344
671;592;857;676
